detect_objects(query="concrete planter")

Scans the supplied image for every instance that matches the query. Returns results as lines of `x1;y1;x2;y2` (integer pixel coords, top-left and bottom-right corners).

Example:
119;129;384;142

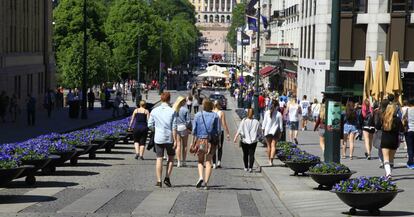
18;155;59;185
0;166;31;186
308;171;356;189
331;190;404;215
285;161;318;176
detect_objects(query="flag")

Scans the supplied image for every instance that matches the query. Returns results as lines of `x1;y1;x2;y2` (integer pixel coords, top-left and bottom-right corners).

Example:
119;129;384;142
247;16;257;32
261;15;268;29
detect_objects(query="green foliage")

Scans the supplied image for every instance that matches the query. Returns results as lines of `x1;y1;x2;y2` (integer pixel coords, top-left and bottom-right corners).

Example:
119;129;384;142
227;2;246;50
309;162;351;174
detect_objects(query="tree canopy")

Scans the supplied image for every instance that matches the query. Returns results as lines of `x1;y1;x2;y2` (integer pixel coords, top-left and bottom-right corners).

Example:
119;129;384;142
53;0;199;87
227;2;246;50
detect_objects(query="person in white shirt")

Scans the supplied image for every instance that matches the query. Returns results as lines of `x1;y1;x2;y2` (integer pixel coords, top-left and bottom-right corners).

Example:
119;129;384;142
286;97;301;144
300;95;311;131
234;108;262;172
262;100;283;166
311;98;321;124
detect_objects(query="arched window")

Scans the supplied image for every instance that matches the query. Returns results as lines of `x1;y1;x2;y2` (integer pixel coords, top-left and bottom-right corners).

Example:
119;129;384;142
204;15;208;22
209;15;214;22
198;15;201;22
221;15;225;23
215;15;219;22
226;15;231;23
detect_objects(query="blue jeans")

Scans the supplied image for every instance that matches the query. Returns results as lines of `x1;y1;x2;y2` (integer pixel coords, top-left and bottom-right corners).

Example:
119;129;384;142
405;132;414;166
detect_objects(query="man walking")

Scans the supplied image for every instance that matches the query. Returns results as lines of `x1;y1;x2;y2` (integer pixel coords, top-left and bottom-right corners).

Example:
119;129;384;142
26;94;36;126
44;89;55;118
148;92;177;187
88;88;95;110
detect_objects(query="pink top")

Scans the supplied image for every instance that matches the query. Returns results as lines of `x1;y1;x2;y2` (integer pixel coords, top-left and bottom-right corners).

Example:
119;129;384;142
362;103;373;119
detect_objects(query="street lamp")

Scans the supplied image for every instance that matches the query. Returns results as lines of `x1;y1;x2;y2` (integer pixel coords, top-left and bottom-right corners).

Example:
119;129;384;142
81;0;88;119
324;0;342;163
136;34;142;106
254;0;261;120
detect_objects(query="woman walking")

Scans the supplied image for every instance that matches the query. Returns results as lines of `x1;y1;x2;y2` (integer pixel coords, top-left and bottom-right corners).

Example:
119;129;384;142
311;98;320;126
186;95;193;114
286;97;300;144
173;96;191;167
404;99;414;169
381;104;403;179
129;100;150;160
212;100;230;169
342;101;358;159
190;99;219;190
362;99;375;160
313;100;326;152
193;95;200;114
234;108;262;172
262;100;283;166
373;100;389;168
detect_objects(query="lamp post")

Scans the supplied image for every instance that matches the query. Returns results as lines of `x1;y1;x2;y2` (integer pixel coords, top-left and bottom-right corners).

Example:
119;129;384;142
81;0;88;119
238;27;244;108
254;0;261;120
136;35;142;106
324;0;342;163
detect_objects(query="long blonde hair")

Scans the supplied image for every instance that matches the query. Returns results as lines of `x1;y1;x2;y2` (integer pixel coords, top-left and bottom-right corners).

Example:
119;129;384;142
319;104;326;122
172;96;186;113
382;104;396;131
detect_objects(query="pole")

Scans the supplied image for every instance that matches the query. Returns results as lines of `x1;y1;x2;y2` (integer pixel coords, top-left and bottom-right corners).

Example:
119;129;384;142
159;32;163;95
136;35;141;106
324;0;342;163
238;28;244;108
81;0;88;119
254;0;261;120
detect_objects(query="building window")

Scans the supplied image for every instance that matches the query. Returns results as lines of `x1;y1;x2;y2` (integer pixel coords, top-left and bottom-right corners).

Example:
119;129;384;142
300;27;303;58
341;0;367;13
308;25;311;58
14;76;21;99
312;25;316;58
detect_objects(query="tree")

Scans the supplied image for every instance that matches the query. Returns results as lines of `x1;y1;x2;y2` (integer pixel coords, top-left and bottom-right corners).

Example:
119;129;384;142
53;0;113;87
227;2;246;50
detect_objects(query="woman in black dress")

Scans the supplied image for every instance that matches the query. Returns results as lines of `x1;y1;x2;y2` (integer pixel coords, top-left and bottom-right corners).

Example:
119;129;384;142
381;104;403;179
129;100;150;160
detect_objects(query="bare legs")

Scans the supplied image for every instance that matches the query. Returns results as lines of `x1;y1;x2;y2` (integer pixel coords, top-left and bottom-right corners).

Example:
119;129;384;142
363;131;373;158
319;136;325;152
341;133;355;159
134;142;145;159
155;155;174;182
175;134;189;167
198;153;213;187
266;137;277;165
382;148;396;177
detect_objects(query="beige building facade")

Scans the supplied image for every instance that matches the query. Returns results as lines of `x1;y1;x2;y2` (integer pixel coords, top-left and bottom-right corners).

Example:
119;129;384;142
0;0;55;107
191;0;241;58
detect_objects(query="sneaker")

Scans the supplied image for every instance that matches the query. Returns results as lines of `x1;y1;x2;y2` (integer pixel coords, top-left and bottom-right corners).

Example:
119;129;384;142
385;174;392;180
367;156;371;160
248;168;253;173
294;138;299;144
213;164;217;169
203;183;209;190
244;168;248;172
177;162;181;168
217;161;222;167
155;181;162;187
182;161;186;167
364;152;368;158
163;177;172;187
196;179;203;188
409;165;414;170
134;154;139;160
140;156;144;160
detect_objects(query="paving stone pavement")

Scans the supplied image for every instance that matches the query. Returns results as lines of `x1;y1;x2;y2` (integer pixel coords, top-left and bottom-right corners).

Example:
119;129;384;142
0;90;291;217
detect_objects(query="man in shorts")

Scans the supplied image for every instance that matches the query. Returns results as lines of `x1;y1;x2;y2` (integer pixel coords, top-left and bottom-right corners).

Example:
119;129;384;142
148;92;177;187
300;95;310;131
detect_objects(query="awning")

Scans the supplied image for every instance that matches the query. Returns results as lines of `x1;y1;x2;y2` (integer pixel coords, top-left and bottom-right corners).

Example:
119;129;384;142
260;66;277;77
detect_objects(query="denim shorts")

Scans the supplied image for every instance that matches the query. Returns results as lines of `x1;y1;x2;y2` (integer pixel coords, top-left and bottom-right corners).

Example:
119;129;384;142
288;121;299;130
344;124;358;135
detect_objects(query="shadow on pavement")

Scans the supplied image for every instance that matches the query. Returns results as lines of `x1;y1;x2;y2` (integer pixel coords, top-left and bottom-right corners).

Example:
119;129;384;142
96;150;133;155
39;170;99;177
0;195;57;204
5;181;78;188
341;210;414;216
63;162;111;167
211;186;262;191
78;156;124;161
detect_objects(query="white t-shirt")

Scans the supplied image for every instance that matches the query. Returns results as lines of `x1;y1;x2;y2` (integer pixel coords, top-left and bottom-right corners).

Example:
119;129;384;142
311;103;321;116
300;100;310;116
288;104;300;122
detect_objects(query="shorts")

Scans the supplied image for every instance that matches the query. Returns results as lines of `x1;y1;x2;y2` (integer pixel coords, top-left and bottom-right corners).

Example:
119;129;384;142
312;114;319;121
318;128;325;137
155;143;175;158
177;129;189;137
133;128;148;145
288;121;299;130
302;115;309;121
362;127;375;134
344;124;358;135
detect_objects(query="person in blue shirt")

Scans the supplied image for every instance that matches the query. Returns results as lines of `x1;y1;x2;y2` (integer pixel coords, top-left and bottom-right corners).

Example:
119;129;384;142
190;99;219;190
148;92;177;188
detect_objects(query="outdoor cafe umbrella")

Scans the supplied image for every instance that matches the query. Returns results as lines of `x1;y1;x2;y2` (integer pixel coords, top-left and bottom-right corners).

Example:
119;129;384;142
386;51;403;104
197;70;228;78
363;56;373;101
371;54;386;102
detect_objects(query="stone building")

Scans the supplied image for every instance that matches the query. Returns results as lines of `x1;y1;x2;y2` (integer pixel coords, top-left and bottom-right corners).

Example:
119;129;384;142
190;0;241;59
0;0;55;108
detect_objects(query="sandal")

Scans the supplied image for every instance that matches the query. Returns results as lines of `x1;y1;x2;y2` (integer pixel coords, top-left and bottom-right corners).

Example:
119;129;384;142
349;156;353;160
341;155;346;159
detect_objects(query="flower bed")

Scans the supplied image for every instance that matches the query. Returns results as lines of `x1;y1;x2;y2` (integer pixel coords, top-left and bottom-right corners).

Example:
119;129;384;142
308;162;355;189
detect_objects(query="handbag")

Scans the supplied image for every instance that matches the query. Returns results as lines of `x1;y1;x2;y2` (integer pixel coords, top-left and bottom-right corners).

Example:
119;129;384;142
177;124;187;132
